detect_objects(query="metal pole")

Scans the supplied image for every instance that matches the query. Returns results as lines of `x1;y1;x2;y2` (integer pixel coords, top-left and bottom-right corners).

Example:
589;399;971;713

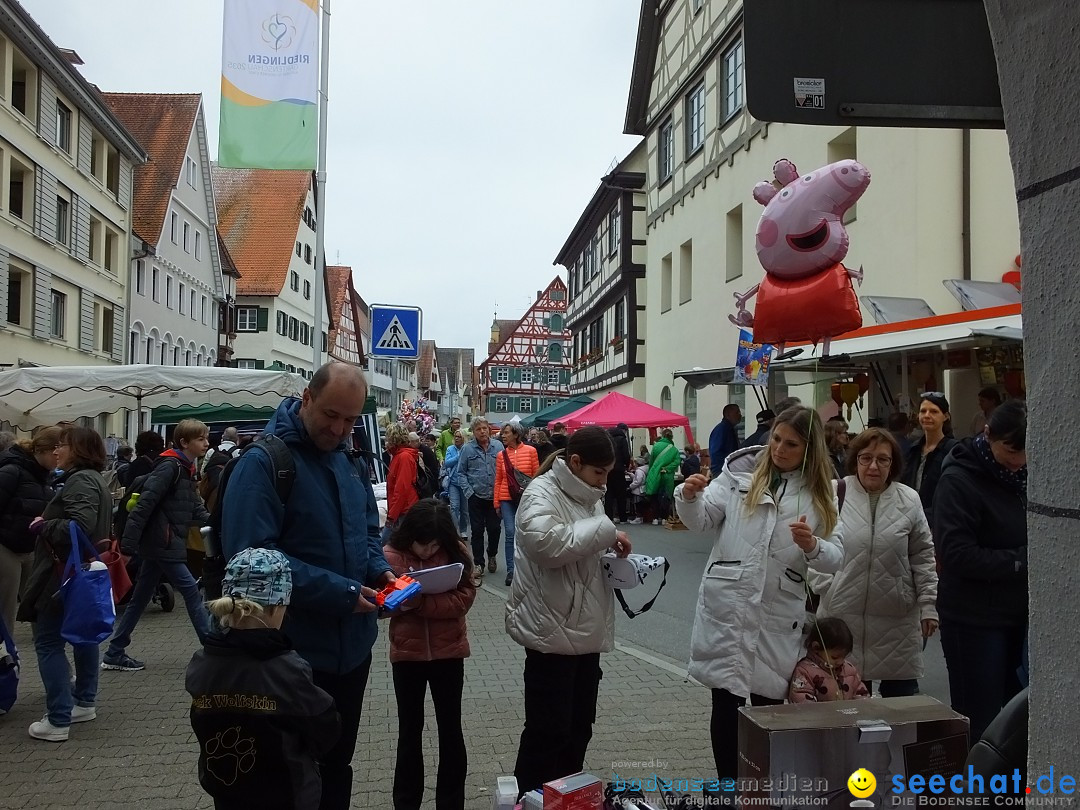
390;358;398;417
311;0;331;372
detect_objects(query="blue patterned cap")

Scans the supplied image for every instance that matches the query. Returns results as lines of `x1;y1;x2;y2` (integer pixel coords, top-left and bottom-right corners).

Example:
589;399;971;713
223;548;292;607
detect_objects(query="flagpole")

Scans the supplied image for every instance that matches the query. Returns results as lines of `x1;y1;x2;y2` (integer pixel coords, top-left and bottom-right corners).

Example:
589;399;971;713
312;0;331;372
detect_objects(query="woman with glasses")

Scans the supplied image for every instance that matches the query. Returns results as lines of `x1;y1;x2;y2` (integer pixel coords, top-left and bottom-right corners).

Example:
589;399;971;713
901;392;957;530
813;428;938;698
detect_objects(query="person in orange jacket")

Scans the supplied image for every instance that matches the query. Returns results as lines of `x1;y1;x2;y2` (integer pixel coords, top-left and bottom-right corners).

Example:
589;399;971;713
493;423;539;587
383;423;420;543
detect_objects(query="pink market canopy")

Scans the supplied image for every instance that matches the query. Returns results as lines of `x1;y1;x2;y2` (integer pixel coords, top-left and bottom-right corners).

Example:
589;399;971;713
558;392;695;445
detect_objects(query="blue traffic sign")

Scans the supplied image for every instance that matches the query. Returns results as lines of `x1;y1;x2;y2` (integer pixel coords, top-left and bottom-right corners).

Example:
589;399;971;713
369;305;422;359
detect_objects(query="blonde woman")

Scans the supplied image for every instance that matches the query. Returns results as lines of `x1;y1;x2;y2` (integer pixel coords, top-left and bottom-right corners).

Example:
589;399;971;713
675;406;843;795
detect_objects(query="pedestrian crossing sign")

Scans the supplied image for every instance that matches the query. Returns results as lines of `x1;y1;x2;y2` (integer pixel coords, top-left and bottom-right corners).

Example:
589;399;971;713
369;305;422;359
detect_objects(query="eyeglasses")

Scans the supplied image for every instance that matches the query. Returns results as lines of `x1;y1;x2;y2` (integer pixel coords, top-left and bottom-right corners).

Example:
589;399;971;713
857;454;893;468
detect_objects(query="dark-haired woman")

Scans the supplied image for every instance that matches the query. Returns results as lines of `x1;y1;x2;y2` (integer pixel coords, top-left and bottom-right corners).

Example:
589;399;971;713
507;425;632;796
383;499;476;810
814;428;938;698
123;430;165;488
675;406;843;793
901;392;957;530
18;426;112;742
935;400;1027;745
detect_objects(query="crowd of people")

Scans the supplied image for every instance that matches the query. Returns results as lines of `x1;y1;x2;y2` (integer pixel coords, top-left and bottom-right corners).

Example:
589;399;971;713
0;366;1029;808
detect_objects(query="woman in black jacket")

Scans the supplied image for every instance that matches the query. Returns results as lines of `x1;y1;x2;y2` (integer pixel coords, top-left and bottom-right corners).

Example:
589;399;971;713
934;400;1027;746
901;392;958;530
0;427;61;633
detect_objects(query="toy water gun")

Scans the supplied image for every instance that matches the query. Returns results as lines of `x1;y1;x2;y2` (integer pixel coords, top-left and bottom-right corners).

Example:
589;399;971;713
373;575;421;610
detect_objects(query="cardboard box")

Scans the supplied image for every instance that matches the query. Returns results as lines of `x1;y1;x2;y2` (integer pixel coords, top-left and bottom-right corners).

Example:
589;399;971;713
738;695;969;810
543;772;603;810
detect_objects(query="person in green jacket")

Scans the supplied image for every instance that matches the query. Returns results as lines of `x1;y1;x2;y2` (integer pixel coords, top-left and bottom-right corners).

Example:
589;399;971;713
644;430;681;524
435;417;461;464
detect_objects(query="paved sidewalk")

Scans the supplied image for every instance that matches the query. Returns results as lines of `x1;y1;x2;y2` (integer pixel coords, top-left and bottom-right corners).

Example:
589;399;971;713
0;580;714;809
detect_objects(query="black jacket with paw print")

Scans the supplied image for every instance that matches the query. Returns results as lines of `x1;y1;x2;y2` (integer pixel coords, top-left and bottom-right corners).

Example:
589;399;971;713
185;628;340;810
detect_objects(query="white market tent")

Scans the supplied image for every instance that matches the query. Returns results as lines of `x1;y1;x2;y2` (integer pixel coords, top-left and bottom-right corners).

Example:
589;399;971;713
0;364;307;430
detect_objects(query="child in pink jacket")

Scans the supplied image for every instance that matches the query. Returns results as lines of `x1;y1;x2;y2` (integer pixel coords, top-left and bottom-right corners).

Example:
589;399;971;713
789;617;871;702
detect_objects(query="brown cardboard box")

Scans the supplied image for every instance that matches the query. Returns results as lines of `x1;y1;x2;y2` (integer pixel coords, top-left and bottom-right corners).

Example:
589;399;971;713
738;695;969;810
543;772;604;810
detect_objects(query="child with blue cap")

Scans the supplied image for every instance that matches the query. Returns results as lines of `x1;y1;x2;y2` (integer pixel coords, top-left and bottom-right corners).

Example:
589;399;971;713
185;548;340;810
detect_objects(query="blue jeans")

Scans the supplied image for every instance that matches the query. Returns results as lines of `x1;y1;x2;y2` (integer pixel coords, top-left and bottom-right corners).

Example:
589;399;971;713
448;484;469;536
106;558;209;658
32;607;99;726
500;501;518;576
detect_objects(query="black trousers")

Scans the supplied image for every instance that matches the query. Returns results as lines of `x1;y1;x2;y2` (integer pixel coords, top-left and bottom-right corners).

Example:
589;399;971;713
514;649;602;796
467;495;501;566
392;658;467;810
940;620;1025;745
710;689;784;786
864;678;919;698
312;656;372;810
605;468;628;522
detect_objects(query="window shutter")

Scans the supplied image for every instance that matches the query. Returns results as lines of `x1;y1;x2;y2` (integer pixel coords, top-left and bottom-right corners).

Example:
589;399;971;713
256;307;269;331
77;123;93;172
255;359;265;370
111;303;124;361
118;157;133;210
37;76;58;144
32;266;52;339
35;167;58;242
79;291;94;352
0;249;8;325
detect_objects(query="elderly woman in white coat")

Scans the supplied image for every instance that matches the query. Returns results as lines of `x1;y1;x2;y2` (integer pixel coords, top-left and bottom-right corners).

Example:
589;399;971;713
675;406;843;793
506;426;632;797
815;428;938;697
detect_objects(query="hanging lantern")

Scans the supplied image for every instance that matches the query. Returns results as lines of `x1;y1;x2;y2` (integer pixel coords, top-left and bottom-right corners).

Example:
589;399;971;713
854;373;870;396
840;382;860;420
831;383;844;408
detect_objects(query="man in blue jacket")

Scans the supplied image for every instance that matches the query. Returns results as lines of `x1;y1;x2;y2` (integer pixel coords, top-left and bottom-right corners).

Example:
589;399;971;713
221;363;393;810
708;403;742;476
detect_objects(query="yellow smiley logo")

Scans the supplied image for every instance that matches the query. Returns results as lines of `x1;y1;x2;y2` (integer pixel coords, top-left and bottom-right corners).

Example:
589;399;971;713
848;769;877;798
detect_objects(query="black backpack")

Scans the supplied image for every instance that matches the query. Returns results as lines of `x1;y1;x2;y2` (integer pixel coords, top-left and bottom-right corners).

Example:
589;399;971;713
203;435;296;601
113;458;182;541
414;454;439;500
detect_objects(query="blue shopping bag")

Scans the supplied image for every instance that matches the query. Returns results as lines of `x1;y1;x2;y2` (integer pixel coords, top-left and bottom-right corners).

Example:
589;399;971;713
59;522;115;645
0;612;18;714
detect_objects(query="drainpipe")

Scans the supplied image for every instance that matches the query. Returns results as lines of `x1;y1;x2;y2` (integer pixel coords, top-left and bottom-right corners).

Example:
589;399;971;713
962;129;972;280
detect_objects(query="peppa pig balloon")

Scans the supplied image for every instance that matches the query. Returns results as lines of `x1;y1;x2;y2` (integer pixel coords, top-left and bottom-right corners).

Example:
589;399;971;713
729;158;870;354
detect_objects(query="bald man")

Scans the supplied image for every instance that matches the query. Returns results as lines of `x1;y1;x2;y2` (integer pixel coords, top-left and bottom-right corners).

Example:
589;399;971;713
221;362;393;810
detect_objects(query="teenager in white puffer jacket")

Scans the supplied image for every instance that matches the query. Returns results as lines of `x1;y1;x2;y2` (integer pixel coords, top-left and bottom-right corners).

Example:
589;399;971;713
506;426;632;798
675;407;843;792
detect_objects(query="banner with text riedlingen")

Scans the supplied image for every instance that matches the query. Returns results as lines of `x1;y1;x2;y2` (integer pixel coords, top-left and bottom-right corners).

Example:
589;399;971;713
219;0;318;169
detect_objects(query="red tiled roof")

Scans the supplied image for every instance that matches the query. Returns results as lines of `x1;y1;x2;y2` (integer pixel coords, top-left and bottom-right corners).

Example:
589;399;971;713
212;166;312;296
101;92;200;247
326;265;362;365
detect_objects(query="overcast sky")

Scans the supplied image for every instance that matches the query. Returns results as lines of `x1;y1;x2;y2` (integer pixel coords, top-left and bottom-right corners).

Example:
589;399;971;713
21;0;643;359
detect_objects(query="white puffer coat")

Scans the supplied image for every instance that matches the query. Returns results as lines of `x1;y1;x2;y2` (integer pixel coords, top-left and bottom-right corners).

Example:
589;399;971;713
505;458;617;655
675;447;844;700
814;477;938;680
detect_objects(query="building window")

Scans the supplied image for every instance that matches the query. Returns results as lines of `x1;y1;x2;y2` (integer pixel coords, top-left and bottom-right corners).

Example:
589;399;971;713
304;245;312;265
152;267;160;302
185;156;198;188
55;196;70;245
547;369;560;385
55;100;72;153
135;260;145;295
303;280;311;300
277;311;288;335
179;283;186;314
295;241;301;257
10;48;36;121
8;157;32;222
300;322;310;345
661;386;672;413
614;298;626;338
495;368;509;383
680;240;693;305
521;368;534;384
236;359;257;370
50;289;65;339
607;206;620;257
166;275;174;309
588;317;603;355
7;269;25;326
494;397;508;413
658;116;674;183
201;296;208;324
550;288;565;301
685;81;705;154
726;205;744;281
520;399;533;413
183;221;190;252
101;307;114;353
684;384;698;437
288;317;299;341
290;271;300;292
722;38;745;122
194;231;202;260
236;307;259;331
661;253;672;313
170;212;178;243
190;289;197;319
582;243;593;280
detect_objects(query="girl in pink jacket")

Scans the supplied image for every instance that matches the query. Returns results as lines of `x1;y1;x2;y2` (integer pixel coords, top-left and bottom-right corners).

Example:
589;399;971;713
789;617;870;703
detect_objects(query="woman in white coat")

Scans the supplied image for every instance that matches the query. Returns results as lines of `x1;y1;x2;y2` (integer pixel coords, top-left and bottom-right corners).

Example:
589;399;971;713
506;426;632;797
675;406;843;791
815;428;939;697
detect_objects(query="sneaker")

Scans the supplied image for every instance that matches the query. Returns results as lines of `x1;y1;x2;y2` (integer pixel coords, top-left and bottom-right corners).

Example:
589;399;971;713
487;557;498;573
29;718;69;742
472;565;484;586
101;652;145;672
629;518;643;525
70;706;97;723
504;573;513;586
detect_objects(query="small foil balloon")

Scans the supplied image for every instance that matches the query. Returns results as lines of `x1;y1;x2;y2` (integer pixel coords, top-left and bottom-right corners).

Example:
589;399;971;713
729;158;871;355
840;382;860;420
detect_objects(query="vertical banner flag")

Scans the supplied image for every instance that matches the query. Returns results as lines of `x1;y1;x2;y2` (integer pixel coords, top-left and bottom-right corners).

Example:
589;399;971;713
219;0;319;169
734;328;774;386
